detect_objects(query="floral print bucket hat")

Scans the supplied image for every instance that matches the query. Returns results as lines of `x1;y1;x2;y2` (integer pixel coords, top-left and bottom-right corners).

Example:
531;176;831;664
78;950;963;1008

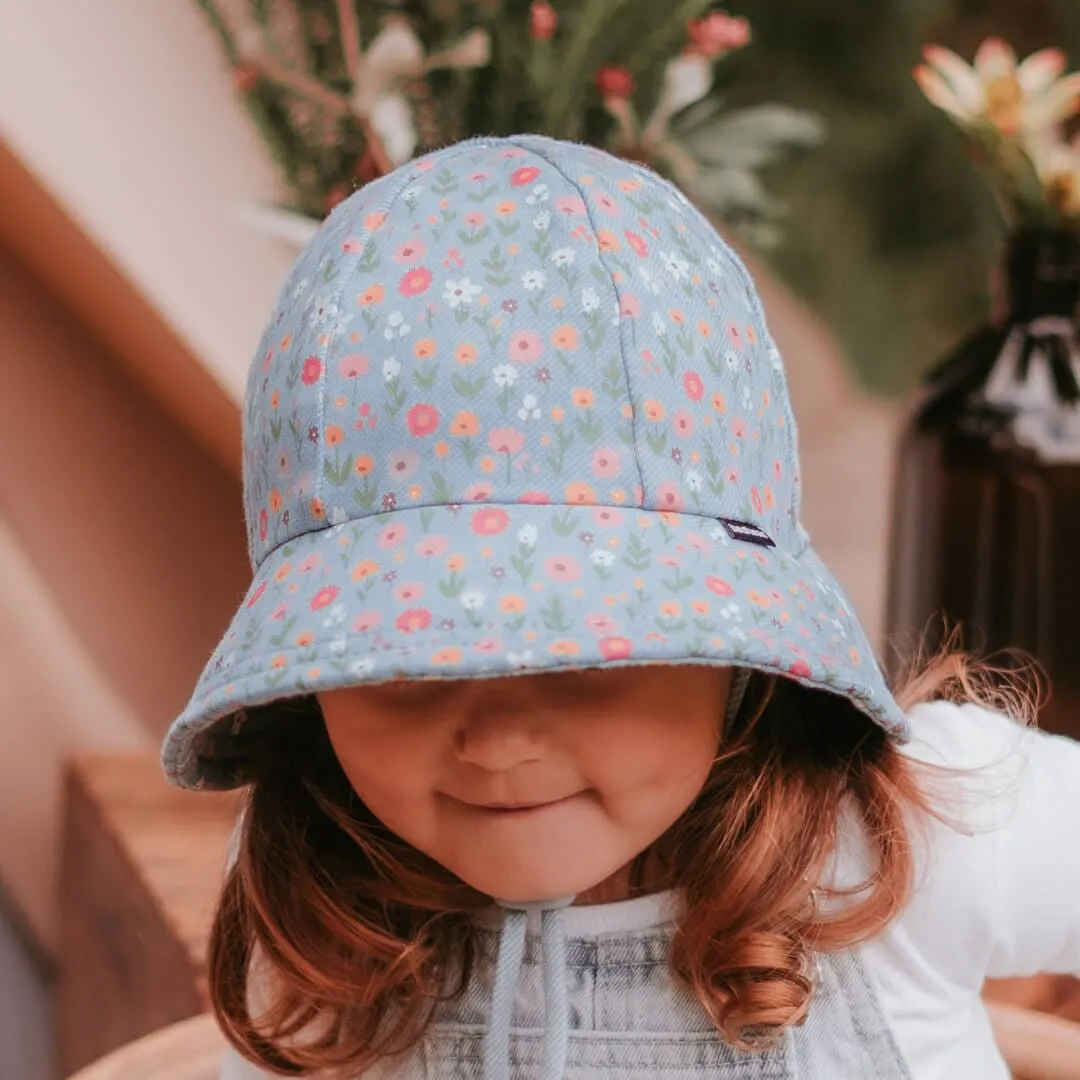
162;135;907;791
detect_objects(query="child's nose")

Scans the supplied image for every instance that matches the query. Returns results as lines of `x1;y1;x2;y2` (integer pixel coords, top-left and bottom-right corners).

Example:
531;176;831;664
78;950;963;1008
452;688;547;771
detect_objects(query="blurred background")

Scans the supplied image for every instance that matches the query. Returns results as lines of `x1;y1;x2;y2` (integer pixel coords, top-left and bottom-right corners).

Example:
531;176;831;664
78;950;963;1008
3;1;1080;1077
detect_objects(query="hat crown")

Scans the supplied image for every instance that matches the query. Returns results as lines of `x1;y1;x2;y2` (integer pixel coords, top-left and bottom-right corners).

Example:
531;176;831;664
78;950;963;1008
243;136;802;569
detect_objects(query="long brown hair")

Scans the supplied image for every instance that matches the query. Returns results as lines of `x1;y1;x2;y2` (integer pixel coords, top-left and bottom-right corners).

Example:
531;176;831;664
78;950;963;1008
209;652;1037;1075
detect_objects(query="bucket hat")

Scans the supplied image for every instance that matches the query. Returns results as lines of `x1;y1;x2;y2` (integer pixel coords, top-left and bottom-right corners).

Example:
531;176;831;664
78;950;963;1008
162;135;907;791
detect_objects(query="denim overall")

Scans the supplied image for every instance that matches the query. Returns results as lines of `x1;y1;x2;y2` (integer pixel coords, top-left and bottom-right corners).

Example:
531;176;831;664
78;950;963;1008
378;895;914;1080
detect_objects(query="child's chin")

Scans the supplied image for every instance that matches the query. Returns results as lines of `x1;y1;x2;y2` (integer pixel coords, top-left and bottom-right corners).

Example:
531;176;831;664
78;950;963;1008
451;852;630;905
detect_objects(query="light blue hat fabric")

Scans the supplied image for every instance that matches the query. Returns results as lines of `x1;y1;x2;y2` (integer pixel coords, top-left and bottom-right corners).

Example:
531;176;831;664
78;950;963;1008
162;135;907;791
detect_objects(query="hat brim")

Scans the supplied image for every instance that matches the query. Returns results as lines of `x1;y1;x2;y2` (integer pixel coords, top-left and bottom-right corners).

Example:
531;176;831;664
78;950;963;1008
163;503;907;789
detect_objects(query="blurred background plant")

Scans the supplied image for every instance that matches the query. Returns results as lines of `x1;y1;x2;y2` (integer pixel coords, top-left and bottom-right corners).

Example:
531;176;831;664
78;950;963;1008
197;0;1080;395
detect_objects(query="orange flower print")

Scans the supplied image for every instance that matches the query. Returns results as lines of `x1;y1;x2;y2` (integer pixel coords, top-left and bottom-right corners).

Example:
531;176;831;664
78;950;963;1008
270;389;280;409
764;485;776;509
447;554;467;572
269;489;283;512
596;228;621;251
363;212;387;231
396;608;432;634
705;576;734;597
451;411;480;437
659;602;682;618
296;630;315;647
499;594;527;613
751;486;764;515
548;640;581;656
698;320;713;337
553;325;579;351
413;337;437;359
644;399;666;422
310;497;326;520
456;342;479;365
406;403;440;437
668;309;685;325
545;555;582;582
351;559;380;581
565;482;598;505
572;388;595;409
355;454;375;476
691;600;710;616
273;561;292;582
325;425;345;446
353;611;381;632
480;457;496;474
625;229;649;257
433;647;464;666
357;283;385;306
496;200;517;216
435;441;451;458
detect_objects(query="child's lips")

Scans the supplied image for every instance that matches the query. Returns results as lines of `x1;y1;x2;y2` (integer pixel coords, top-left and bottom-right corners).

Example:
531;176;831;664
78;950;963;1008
448;793;582;814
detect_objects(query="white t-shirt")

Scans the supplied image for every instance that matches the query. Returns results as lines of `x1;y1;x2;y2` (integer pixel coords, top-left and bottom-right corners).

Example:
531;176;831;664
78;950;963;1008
220;700;1080;1079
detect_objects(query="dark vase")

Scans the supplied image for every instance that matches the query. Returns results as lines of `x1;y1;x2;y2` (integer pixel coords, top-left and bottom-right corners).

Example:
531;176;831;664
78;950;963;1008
886;226;1080;737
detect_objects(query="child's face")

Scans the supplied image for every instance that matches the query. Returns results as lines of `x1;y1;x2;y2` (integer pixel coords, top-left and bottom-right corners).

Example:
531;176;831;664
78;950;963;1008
318;665;731;904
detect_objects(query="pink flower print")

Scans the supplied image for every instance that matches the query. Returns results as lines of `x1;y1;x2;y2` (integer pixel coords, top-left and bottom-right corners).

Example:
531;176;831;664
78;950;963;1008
672;410;695;439
592;191;619;216
342;236;364;254
353;611;382;632
464;210;486;228
519;490;551;504
488;426;526;456
387;449;420;480
599;636;633;660
591;507;625;527
751;486;764;515
773;458;784;481
442;247;465;269
684;371;705;402
395;582;425;603
731;417;747;439
725;468;739;485
511;165;542;186
338;354;369;379
625;230;649;257
416;536;450;557
271;603;288;621
258;509;269;541
657;555;681;568
686;533;712;555
509;330;544;364
400;266;433;297
555;193;587;216
727;322;743;348
705;576;734;597
585;613;619;634
378;523;409;549
592;446;621;479
655;481;685;512
565;482;598;505
463;482;493;502
310;585;340;611
406;403;441;437
473;639;502;654
246;582;268;608
544;555;582;582
469;171;489;182
394;238;427;264
301;356;323;385
471;507;511;536
396;608;432;634
299;554;322;573
619;293;641;318
789;659;812;679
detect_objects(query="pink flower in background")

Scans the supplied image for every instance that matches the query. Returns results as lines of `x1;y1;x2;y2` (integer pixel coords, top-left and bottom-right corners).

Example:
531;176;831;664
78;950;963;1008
545;555;583;582
471;507;511;536
684;371;705;401
595;65;634;100
301;356;323;384
592;507;625;527
705;576;734;597
463;482;494;502
509;330;545;363
686;12;751;58
416;536;450;557
625;230;649;257
378;523;409;549
599;636;633;660
586;613;619;634
400;266;433;297
310;586;340;611
592;446;621;478
407;403;441;437
731;417;747;439
511;165;542;186
619;293;642;318
672;410;695;439
394;238;427;263
655;481;685;512
353;611;382;632
519;490;551;504
338;354;369;379
396;608;432;634
488;427;526;456
751;486;764;515
395;582;425;603
555;194;587;216
530;1;558;40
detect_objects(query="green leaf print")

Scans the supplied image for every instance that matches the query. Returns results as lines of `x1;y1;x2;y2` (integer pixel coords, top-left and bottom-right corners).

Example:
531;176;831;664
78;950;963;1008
459;224;492;246
356;243;380;274
677;326;695;357
496;219;520;237
589;263;608;285
420;508;435;532
458;438;479;468
431;472;454;504
556;264;579;292
511;550;534;584
353;479;378;510
540;595;571;633
530;234;553;261
546;425;574;474
264;669;289;690
623;534;651;571
269;416;283;442
323;453;352;486
481;245;511;287
601;357;624;399
439;571;465;598
414;365;439;391
385;379;408;417
646;430;668;456
575;411;603;444
268;615;297;648
320;258;338;284
432;168;459;196
662;567;695;593
452;372;486;398
466;183;497;202
551;510;578;536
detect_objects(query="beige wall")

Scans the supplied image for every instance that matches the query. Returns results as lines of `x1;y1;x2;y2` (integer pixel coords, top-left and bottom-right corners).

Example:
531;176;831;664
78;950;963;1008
0;247;249;950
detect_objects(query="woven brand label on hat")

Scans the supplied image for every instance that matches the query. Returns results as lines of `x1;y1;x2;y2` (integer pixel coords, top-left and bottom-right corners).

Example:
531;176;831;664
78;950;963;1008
718;518;776;548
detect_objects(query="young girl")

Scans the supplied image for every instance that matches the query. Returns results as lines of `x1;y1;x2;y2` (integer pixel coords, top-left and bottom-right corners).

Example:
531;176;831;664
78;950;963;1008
162;135;1080;1079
